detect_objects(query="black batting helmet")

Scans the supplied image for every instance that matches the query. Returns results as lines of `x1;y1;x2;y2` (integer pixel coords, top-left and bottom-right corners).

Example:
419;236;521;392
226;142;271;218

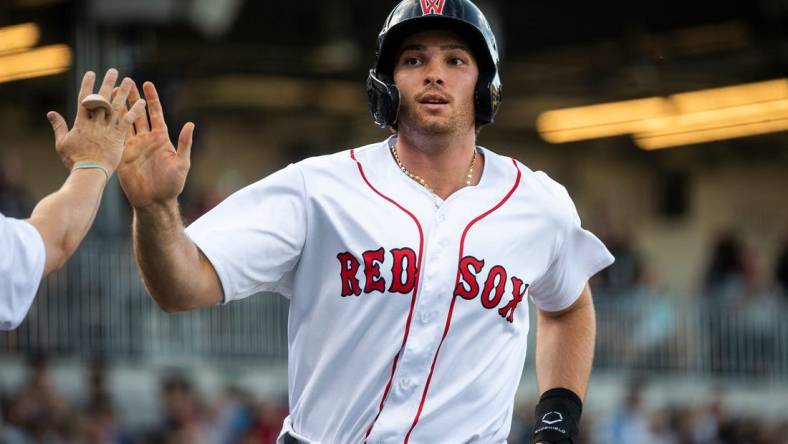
367;0;503;129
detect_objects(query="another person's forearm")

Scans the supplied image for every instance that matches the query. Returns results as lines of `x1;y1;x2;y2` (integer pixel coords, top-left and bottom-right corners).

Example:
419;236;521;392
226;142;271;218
534;289;596;399
133;201;221;311
27;169;108;275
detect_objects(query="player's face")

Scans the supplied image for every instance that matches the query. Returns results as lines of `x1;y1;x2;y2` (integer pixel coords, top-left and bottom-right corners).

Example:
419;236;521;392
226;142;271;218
393;30;479;136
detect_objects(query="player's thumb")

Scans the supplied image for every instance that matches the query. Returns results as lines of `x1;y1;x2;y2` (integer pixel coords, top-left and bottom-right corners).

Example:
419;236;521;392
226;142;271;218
177;122;195;166
46;111;68;143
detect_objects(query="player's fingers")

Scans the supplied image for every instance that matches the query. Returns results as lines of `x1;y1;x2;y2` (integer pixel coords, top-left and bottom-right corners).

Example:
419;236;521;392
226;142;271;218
97;68;119;101
112;86;134;137
111;78;133;122
143;81;167;131
46;111;68;144
120;99;147;134
77;71;96;103
176;122;195;165
112;87;128;128
128;82;150;133
75;71;96;122
93;68;119;122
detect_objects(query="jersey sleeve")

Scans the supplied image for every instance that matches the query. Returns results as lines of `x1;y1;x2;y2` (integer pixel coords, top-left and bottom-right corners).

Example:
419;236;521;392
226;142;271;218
185;163;308;303
0;213;46;330
528;175;615;312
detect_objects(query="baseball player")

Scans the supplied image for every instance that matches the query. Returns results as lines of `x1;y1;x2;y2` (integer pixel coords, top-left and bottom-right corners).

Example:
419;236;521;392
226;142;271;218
118;1;614;443
1;69;145;330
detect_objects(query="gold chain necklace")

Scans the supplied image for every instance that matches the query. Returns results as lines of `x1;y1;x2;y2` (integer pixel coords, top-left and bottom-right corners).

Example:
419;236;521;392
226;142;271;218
391;142;477;194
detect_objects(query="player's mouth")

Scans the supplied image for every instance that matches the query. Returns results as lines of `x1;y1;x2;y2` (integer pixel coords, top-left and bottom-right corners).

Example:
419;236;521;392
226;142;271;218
418;93;450;111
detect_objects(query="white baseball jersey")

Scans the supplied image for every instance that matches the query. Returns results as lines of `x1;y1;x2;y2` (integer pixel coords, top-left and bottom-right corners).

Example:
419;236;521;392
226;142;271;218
0;212;46;330
186;136;614;444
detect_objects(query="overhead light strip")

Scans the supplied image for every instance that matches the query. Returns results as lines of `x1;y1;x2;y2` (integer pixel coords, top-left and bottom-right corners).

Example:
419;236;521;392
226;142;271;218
0;44;72;83
0;22;40;55
537;78;788;149
635;117;788;150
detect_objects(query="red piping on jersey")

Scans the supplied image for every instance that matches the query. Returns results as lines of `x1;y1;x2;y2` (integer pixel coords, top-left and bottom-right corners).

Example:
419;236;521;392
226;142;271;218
403;158;522;443
351;149;425;443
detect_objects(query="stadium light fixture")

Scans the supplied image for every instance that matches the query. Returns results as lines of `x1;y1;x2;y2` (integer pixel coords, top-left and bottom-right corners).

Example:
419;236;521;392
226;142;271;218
537;79;788;149
0;44;72;83
0;22;40;55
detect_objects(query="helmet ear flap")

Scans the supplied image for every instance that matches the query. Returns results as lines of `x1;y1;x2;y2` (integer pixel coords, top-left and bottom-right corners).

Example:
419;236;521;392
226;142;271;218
474;73;502;126
367;70;401;128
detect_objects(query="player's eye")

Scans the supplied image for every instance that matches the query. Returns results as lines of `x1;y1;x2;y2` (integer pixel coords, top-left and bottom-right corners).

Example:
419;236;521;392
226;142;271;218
448;56;466;66
403;57;422;66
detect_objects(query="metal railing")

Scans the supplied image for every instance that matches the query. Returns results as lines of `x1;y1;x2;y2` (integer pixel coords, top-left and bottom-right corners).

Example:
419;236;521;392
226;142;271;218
594;290;788;379
3;241;787;380
1;240;290;361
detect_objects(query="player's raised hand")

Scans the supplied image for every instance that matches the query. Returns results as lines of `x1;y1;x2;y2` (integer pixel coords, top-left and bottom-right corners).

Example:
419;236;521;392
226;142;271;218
46;69;145;175
117;81;195;209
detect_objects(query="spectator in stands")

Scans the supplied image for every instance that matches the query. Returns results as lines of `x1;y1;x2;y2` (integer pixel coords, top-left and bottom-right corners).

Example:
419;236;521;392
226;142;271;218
667;405;696;444
5;354;70;440
78;359;125;444
240;398;288;444
79;401;122;444
690;389;725;444
625;264;677;370
736;244;784;374
0;152;32;218
207;385;253;444
774;421;788;444
594;218;642;293
702;231;747;305
775;230;788;302
602;379;653;443
646;407;679;444
142;374;213;444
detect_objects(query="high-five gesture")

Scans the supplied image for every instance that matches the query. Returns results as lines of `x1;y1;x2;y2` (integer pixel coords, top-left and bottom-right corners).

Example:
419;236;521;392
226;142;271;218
117;82;221;313
46;69;145;175
13;68;146;291
117;82;195;209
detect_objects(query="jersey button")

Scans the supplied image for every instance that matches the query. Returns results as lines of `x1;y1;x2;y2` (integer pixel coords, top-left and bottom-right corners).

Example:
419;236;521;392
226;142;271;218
400;377;412;389
436;213;446;223
420;311;432;323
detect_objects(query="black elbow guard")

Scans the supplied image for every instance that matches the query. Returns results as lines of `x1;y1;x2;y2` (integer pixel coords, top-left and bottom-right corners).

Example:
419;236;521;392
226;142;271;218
531;388;583;444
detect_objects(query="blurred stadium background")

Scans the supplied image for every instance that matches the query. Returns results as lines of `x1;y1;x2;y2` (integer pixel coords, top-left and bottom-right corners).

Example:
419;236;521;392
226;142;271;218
1;0;787;442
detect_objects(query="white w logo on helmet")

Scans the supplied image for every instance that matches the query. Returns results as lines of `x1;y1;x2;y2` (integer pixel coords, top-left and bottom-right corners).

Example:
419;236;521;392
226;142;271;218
419;0;446;15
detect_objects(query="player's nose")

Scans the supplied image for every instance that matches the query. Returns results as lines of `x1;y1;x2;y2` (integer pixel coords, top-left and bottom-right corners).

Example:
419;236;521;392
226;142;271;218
423;58;445;86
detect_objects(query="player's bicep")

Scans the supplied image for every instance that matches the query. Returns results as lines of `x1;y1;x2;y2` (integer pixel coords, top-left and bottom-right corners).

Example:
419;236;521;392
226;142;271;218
195;246;225;307
537;283;592;319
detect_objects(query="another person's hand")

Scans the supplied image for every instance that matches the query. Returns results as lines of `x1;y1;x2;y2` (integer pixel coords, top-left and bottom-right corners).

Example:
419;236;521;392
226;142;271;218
117;81;195;209
46;69;145;177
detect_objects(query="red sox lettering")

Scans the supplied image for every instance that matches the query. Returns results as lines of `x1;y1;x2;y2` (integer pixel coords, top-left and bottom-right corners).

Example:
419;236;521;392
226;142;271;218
337;247;418;296
337;248;528;323
454;255;529;322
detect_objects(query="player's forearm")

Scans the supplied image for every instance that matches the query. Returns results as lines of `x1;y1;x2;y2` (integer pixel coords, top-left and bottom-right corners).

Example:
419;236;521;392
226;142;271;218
132;201;222;312
534;286;596;399
27;169;108;276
